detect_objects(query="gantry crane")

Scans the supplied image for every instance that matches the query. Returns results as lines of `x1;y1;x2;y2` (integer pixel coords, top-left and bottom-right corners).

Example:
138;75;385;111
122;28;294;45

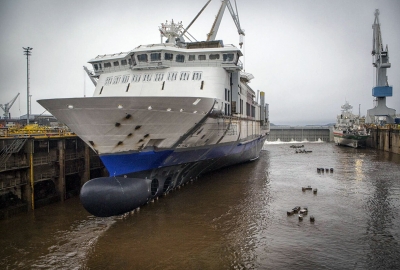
0;93;20;119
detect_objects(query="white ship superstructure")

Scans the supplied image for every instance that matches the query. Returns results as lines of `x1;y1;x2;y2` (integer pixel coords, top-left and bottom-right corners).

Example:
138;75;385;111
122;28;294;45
38;0;270;217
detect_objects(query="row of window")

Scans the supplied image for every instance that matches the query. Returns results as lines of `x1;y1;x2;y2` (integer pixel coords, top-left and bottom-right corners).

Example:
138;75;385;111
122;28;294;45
94;59;132;71
104;71;203;85
136;52;235;63
93;53;235;71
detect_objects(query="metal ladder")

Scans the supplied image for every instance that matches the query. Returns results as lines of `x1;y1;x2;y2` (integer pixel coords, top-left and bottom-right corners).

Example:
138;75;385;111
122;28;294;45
0;138;27;169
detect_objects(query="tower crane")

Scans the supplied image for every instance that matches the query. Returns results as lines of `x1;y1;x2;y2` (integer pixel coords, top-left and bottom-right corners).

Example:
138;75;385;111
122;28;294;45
0;93;20;119
207;0;245;48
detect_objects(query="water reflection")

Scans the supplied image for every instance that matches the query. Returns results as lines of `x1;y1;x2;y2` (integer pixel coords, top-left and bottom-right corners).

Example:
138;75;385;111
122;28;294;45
1;144;400;269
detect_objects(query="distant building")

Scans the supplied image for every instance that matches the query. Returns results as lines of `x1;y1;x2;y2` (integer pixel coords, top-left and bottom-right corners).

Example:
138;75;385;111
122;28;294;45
19;114;60;127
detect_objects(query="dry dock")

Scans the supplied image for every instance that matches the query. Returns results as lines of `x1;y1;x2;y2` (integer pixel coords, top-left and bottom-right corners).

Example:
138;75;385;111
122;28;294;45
366;125;400;154
0;125;107;219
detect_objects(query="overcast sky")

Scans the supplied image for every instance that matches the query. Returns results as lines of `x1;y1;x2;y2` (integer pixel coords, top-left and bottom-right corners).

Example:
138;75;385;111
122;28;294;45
1;0;399;125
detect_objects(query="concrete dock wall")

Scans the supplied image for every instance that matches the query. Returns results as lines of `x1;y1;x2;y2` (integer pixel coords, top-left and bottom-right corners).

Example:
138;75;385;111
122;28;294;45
366;126;400;155
0;136;107;219
267;126;333;142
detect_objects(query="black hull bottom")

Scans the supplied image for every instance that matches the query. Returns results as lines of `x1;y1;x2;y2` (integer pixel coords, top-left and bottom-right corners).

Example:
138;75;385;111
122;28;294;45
80;135;267;217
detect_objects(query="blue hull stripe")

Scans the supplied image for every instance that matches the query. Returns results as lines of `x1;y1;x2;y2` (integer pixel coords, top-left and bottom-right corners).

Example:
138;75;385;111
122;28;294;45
101;150;173;176
100;137;264;176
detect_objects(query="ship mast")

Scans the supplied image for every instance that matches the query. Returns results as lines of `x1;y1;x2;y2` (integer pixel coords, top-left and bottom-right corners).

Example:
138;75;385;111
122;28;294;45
366;9;396;124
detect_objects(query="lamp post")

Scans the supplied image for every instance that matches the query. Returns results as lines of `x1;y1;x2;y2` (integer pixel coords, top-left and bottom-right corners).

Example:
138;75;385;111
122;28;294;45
23;47;33;125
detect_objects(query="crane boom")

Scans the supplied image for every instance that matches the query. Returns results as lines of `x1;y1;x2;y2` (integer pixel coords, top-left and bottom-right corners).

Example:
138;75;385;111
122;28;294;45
207;1;227;41
206;0;245;47
0;93;20;119
181;0;212;38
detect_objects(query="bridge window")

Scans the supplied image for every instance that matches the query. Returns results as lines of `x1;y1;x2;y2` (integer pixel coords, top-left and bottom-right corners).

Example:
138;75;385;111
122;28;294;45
105;76;113;85
176;54;185;63
93;63;102;71
132;74;141;82
167;72;177;81
165;53;173;60
198;55;206;61
209;54;220;60
121;59;127;66
121;75;130;83
137;54;148;62
104;62;112;68
189;55;195;61
113;61;119;66
151;53;161;61
223;53;234;61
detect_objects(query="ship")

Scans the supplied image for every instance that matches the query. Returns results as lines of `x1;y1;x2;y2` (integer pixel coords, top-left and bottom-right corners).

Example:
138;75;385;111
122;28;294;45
38;0;270;217
333;101;369;148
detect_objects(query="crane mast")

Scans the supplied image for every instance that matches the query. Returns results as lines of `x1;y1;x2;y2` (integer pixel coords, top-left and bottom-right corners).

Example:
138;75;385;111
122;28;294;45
366;9;396;124
207;0;245;48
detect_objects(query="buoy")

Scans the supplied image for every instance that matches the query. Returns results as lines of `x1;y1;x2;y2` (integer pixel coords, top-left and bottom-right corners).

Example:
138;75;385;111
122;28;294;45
313;188;317;194
325;168;329;172
302;187;306;192
317;168;321;173
298;214;303;221
292;206;301;213
330;168;334;172
310;216;315;222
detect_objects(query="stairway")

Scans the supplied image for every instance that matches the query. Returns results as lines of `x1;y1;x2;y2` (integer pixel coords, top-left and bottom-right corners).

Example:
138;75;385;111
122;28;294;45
0;138;27;169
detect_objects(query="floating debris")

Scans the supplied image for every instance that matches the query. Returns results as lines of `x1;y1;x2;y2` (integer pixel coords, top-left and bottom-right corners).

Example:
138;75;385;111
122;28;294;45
310;216;315;222
302;186;312;192
298;214;304;221
290;145;304;148
287;210;295;216
295;149;312;153
300;208;308;215
313;188;318;194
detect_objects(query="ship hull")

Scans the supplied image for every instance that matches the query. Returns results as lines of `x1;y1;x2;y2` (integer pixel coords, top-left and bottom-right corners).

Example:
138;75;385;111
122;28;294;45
81;135;266;217
333;132;368;148
38;96;267;216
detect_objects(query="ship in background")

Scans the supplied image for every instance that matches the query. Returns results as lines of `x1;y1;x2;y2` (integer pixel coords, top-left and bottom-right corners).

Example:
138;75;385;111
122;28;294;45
333;101;369;148
38;0;270;217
